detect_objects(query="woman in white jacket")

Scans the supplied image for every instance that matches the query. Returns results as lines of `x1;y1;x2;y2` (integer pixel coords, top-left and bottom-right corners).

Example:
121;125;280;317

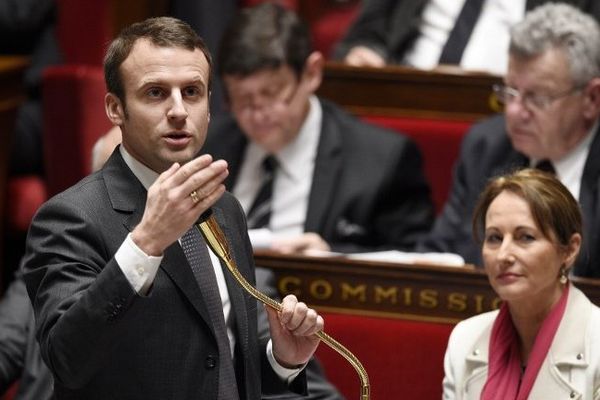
442;168;600;400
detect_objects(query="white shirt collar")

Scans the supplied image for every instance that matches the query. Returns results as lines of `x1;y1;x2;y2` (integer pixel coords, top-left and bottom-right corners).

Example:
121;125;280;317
119;145;159;190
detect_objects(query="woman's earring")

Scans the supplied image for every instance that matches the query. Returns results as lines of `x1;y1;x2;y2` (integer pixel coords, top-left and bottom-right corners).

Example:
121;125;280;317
559;267;568;285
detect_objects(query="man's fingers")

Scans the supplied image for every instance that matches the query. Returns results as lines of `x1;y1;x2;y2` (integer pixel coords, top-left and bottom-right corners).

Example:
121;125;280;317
169;154;214;186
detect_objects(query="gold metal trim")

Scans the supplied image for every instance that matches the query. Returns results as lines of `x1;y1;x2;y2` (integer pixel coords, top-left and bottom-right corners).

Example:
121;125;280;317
198;215;370;400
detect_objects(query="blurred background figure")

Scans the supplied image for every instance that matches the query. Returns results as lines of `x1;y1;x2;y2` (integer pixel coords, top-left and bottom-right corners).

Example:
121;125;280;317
0;0;62;176
333;0;600;75
443;168;600;399
418;3;600;278
204;2;434;254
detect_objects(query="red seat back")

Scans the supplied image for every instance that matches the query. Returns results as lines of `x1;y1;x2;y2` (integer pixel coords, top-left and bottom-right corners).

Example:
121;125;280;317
42;65;111;197
316;312;453;399
363;116;471;213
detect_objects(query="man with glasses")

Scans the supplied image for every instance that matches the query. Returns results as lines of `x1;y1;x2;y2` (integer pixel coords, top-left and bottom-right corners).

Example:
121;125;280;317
418;3;600;278
204;3;434;254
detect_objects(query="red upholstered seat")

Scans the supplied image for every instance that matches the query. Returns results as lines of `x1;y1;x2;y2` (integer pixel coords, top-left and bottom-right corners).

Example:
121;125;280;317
363;116;472;214
42;65;111;197
6;177;47;232
6;0;110;235
310;2;359;57
316;312;453;399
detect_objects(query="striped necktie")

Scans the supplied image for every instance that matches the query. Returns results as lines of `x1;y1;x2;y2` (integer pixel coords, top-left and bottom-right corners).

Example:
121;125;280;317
246;155;277;229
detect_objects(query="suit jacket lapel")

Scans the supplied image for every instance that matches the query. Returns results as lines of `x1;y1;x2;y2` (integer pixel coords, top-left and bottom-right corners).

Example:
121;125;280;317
103;151;215;333
576;126;600;276
305;104;343;233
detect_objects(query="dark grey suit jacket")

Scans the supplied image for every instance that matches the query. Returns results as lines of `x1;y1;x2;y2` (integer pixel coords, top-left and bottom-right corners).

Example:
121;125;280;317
333;0;600;63
418;114;600;278
203;99;434;253
23;150;305;399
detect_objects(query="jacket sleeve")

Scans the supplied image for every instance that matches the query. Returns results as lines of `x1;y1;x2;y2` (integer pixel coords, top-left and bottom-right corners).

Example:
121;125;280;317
22;197;137;389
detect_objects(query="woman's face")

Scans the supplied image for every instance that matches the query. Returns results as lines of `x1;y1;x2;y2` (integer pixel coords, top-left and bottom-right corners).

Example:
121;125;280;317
482;191;577;309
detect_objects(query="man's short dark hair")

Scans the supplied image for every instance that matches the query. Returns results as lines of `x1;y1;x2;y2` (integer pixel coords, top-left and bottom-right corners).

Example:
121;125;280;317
104;16;212;104
218;3;312;79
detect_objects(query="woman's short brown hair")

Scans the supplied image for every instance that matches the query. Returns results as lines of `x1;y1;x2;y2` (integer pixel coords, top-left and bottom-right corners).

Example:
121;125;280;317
472;168;582;248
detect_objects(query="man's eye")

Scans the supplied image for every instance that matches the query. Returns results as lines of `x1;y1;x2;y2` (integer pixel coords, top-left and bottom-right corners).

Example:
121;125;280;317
183;86;201;97
147;88;163;98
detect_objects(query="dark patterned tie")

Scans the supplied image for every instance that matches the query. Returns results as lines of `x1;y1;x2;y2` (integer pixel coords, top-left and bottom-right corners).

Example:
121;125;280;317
246;155;277;229
438;0;486;65
181;226;240;400
535;159;556;175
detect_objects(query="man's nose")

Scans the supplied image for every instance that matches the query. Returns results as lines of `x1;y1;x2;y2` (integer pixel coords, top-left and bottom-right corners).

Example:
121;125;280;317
505;97;532;120
167;92;188;120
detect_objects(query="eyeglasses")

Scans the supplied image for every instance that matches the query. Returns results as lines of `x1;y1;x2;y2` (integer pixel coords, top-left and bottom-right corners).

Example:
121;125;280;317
229;82;299;116
492;84;584;111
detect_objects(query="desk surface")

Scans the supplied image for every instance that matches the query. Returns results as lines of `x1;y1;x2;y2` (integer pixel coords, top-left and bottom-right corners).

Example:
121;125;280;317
317;62;503;121
255;251;600;324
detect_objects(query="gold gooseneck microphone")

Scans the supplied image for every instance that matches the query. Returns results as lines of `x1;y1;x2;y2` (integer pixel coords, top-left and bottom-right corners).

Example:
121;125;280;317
197;212;370;400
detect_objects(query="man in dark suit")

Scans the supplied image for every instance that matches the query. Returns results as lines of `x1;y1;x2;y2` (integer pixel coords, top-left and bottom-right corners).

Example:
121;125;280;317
205;3;434;254
333;0;600;73
418;3;600;278
23;16;324;399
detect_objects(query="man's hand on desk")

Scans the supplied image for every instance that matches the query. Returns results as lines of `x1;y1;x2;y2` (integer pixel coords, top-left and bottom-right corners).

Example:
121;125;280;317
248;229;331;255
344;45;386;68
271;233;331;255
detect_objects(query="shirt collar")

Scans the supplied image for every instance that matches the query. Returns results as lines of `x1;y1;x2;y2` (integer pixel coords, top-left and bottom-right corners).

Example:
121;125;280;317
277;95;322;181
119;145;159;190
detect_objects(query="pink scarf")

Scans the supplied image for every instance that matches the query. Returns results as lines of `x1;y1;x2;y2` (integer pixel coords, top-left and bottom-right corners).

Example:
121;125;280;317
481;285;570;400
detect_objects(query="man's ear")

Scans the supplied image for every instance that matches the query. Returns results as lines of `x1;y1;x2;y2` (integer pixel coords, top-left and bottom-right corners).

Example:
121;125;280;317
582;77;600;119
105;92;126;125
301;51;324;93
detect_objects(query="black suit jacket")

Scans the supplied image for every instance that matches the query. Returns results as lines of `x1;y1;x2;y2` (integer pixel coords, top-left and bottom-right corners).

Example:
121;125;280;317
203;99;434;252
419;114;600;278
333;0;600;63
23;150;305;399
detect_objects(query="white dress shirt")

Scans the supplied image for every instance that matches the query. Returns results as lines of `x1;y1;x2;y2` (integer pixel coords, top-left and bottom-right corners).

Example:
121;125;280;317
403;0;525;75
234;95;322;244
530;120;598;202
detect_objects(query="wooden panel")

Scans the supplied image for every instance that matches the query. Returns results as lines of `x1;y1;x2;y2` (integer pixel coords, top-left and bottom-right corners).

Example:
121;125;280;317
317;61;504;121
254;251;600;324
0;56;28;292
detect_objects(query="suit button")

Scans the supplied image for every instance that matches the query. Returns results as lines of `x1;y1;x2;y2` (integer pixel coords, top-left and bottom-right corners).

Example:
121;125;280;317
205;355;217;369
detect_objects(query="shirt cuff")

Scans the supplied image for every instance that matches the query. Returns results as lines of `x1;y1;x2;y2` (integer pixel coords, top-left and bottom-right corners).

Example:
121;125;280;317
266;339;304;384
115;233;162;294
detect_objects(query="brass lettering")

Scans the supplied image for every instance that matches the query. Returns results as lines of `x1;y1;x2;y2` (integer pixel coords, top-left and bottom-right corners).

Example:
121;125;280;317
279;276;301;296
419;289;438;308
402;287;412;306
310;280;333;300
374;286;398;304
447;292;467;312
474;295;485;313
341;283;367;302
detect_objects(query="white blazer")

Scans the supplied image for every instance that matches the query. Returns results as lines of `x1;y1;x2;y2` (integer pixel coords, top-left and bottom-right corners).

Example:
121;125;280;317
442;285;600;399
